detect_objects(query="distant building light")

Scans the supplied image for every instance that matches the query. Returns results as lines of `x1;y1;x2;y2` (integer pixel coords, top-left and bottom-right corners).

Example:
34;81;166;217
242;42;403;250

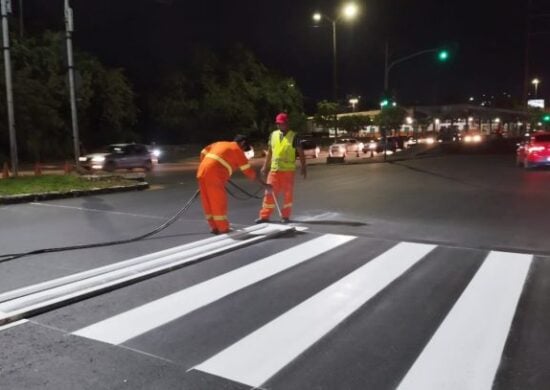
469;97;474;101
406;116;413;124
494;118;500;123
468;117;474;122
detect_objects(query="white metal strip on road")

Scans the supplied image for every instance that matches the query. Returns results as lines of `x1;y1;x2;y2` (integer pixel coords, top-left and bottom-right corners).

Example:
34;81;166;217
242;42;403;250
397;251;532;390
0;318;28;332
194;242;436;388
0;224;295;326
73;234;355;345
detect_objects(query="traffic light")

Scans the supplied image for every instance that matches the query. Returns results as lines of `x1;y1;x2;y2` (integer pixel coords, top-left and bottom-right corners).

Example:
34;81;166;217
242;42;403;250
542;114;550;123
380;99;390;108
437;50;449;62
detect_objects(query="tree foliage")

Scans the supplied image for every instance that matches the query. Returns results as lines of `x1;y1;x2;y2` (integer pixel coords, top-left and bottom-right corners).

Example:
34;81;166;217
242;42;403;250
313;100;339;133
0;31;138;161
338;115;372;134
374;106;407;135
151;46;305;143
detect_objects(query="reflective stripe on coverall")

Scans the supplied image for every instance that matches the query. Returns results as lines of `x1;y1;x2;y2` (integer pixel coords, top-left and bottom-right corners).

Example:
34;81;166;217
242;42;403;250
197;142;255;233
259;130;296;220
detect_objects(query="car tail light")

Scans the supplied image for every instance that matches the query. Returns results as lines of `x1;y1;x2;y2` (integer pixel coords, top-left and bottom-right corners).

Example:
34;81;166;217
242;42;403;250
528;146;545;153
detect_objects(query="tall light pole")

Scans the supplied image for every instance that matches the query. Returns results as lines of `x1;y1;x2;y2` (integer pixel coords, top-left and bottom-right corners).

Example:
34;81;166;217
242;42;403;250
384;44;449;91
1;0;18;176
349;97;359;111
313;2;359;102
65;0;80;169
532;78;540;98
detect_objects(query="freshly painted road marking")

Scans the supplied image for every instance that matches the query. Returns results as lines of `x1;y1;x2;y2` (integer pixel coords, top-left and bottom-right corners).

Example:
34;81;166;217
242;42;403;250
397;251;532;390
73;234;355;345
194;242;436;388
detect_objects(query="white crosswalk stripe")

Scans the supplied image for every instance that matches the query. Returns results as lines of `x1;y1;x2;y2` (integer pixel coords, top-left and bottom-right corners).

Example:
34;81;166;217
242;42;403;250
73;234;356;344
397;251;532;390
193;242;436;387
3;233;544;390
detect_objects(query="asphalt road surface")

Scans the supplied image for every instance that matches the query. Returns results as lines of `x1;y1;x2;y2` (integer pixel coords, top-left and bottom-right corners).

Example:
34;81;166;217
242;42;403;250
1;150;549;389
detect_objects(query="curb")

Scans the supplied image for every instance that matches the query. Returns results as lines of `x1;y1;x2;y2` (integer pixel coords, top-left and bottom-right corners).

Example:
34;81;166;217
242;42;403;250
0;182;149;205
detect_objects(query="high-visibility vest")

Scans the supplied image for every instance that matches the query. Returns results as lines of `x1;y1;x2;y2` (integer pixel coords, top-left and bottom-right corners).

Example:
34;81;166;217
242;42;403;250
270;130;296;171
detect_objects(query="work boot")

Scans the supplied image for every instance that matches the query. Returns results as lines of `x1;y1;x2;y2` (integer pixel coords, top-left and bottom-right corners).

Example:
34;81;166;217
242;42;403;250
255;218;269;224
210;229;219;235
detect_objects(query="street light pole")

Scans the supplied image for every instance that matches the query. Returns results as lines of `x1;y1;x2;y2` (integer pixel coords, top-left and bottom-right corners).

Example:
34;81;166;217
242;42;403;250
384;46;440;92
64;0;80;170
313;3;359;103
332;20;337;102
532;78;540;98
1;0;18;176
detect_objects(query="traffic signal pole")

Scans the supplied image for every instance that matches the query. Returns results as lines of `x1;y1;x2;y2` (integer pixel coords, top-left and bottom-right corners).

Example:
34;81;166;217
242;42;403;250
1;0;18;176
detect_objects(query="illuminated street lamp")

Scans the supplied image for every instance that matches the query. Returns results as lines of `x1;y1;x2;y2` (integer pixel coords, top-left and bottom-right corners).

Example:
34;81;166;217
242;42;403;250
312;2;359;101
349;97;359;111
532;78;540;98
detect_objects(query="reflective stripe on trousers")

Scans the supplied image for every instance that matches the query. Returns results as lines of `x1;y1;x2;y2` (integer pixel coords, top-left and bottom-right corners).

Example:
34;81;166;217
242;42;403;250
259;171;295;219
198;175;230;232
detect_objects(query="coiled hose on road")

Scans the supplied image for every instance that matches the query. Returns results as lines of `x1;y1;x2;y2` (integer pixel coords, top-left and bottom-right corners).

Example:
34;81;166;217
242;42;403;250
0;180;266;263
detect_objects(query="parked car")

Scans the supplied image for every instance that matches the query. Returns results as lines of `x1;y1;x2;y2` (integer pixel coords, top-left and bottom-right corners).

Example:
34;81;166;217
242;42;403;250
516;132;550;169
300;139;320;159
79;143;154;172
365;137;400;153
329;138;364;158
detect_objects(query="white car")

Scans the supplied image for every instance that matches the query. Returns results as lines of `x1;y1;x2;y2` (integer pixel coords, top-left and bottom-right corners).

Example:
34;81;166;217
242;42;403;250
328;138;364;159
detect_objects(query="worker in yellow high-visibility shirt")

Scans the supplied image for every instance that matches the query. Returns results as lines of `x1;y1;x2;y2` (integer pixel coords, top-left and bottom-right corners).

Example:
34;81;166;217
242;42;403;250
256;113;306;223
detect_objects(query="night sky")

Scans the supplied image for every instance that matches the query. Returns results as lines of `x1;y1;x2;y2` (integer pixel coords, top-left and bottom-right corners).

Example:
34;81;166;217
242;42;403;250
22;0;549;112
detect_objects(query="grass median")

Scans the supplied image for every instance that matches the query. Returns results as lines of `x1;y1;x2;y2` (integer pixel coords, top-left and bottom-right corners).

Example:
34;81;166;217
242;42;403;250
0;175;139;196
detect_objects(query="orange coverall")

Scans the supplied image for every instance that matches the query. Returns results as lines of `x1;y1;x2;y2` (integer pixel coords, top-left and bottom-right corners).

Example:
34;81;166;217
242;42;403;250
197;141;256;233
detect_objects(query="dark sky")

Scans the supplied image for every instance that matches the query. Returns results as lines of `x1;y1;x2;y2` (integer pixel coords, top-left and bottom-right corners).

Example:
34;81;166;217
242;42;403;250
23;0;549;112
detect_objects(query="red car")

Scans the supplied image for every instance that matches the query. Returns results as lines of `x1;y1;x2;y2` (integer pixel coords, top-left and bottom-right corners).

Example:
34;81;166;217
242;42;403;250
517;132;550;169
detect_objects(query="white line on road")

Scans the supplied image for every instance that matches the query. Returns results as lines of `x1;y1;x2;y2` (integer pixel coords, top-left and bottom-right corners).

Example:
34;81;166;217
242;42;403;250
193;242;436;388
30;202;166;220
0;316;28;332
72;234;355;345
397;251;532;390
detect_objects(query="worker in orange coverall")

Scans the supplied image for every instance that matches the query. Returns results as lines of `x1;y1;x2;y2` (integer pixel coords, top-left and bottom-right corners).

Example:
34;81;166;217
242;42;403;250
197;135;271;234
256;113;306;223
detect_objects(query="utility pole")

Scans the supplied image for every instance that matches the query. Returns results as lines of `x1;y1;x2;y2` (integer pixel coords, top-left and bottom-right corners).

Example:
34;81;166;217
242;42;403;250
17;0;22;38
64;0;80;170
523;0;532;106
331;20;338;102
1;0;18;176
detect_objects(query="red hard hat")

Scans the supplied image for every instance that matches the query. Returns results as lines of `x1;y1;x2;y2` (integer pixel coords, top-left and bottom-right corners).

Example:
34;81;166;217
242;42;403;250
275;113;288;124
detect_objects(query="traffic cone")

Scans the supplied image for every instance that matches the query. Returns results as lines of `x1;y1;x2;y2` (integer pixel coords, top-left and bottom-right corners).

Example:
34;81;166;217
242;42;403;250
64;161;72;175
2;162;9;179
34;162;42;176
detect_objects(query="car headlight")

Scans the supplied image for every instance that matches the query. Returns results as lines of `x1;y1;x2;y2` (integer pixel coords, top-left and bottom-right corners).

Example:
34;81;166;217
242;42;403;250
426;137;435;144
464;135;472;143
368;142;377;150
473;135;482;143
91;156;106;163
152;149;161;158
78;157;87;162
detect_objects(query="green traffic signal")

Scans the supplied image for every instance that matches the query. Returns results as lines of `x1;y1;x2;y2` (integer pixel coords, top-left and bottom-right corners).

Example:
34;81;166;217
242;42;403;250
543;114;550;122
438;50;449;62
380;99;389;107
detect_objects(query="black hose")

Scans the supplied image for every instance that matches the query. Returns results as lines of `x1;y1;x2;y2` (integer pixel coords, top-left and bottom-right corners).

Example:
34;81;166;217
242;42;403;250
227;179;264;200
0;189;200;263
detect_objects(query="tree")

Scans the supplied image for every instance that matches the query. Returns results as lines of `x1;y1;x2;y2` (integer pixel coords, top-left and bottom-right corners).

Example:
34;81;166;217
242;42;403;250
151;46;305;143
338;115;371;135
374;106;407;136
0;31;138;160
314;100;339;135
